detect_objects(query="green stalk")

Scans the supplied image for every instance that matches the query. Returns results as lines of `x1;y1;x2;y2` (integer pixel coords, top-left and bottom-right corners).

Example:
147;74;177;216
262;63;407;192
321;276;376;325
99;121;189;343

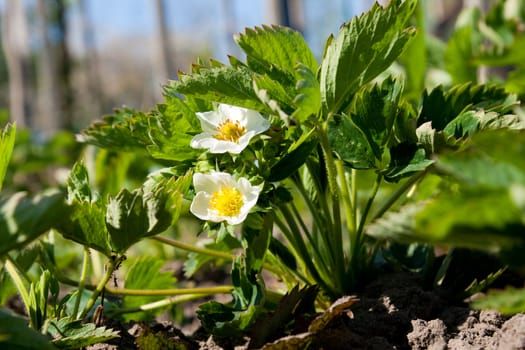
336;160;356;256
351;169;358;230
273;210;332;291
4;256;31;318
105;285;233;296
315;122;345;293
73;247;90;320
107;286;283;318
151;235;280;276
370;170;427;222
79;255;124;320
289;202;332;281
354;173;383;256
293;171;328;239
107;294;208;317
152;235;232;260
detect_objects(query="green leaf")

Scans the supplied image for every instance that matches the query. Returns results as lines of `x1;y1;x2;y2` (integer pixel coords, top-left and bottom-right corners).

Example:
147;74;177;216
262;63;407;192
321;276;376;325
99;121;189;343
349;77;404;163
472;287;525;315
59;162;112;256
66;162;93;204
253;74;295;117
106;173;190;254
366;203;422;243
435;130;525;188
0;189;67;256
0;309;56;350
28;270;52;330
48;317;119;349
235;25;317;77
146;97;201;162
78;107;151;151
478;111;525;130
243;213;272;273
166;66;267;111
319;0;417;115
121;257;176;321
443;110;481;139
327;114;375;169
445;23;481;84
398;2;426;103
418;83;518;131
464;267;506;297
383;146;434;182
415;188;524;251
267;131;318;182
292;64;321;123
60;202;112;257
0;123;16;191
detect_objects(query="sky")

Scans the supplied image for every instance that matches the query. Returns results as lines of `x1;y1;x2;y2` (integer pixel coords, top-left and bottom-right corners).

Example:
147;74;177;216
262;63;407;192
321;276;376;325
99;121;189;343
70;0;375;60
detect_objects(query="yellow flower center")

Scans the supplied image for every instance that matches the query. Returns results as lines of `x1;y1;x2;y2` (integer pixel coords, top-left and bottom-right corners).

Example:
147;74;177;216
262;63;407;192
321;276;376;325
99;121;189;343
209;187;244;217
215;119;246;143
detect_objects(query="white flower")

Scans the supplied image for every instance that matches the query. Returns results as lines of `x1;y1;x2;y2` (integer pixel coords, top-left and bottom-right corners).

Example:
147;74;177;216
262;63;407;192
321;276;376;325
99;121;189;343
190;171;262;225
190;104;270;154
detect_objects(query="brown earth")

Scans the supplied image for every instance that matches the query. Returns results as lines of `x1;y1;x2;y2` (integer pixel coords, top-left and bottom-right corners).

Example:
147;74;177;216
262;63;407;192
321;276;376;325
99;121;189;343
85;269;525;350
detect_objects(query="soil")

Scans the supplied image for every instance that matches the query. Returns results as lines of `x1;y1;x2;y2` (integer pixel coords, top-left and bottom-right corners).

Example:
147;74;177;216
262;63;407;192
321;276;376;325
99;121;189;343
82;268;525;350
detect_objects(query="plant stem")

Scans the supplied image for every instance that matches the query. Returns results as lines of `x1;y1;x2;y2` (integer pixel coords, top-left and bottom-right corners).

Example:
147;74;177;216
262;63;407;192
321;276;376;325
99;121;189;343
3;256;31;318
315;122;345;293
289;202;332;281
370;170;427;222
79;255;124;320
336;160;355;240
104;285;233;296
73;247;90;320
107;294;208;317
273;210;330;290
152;235;232;260
151;235;280;276
355;173;383;251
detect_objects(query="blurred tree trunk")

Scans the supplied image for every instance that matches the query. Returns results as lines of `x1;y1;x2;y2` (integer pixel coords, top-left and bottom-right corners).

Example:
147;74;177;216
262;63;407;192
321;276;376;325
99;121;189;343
78;0;103;120
153;0;175;99
35;0;61;134
55;0;74;130
34;0;73;134
1;0;32;127
267;0;304;32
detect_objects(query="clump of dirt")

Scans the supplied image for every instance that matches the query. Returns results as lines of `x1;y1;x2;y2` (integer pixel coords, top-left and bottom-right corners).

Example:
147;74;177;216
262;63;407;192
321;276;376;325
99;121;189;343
309;271;525;350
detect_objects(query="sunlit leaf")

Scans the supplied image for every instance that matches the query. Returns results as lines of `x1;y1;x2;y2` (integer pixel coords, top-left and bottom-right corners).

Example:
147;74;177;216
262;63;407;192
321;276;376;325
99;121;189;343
235;25;317;78
320;0;416;115
292;64;321;123
78;107;151;151
146;96;201;162
166;66;267;111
